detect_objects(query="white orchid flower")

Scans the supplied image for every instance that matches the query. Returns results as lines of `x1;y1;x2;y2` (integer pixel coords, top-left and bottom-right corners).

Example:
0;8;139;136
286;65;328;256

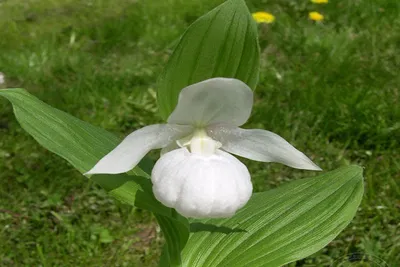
86;78;321;218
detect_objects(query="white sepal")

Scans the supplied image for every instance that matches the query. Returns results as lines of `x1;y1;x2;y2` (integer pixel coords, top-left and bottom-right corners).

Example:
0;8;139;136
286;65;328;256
151;148;252;218
167;78;253;127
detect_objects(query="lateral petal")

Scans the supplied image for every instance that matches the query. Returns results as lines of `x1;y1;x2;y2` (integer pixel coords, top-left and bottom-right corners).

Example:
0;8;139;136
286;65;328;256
85;124;192;175
208;125;321;171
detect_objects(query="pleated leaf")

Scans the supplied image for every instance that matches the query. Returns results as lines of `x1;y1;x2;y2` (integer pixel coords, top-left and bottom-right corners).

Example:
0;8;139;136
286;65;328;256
0;88;190;265
181;166;364;266
0;88;146;174
157;0;260;119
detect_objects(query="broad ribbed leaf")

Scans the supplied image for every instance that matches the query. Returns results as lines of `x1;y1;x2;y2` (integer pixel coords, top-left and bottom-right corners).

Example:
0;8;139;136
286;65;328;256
0;88;190;265
181;166;364;266
157;0;260;119
0;88;140;174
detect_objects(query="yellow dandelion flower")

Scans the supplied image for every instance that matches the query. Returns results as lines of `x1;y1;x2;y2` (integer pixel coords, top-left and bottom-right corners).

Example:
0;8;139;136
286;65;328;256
252;12;275;24
311;0;328;3
309;11;324;21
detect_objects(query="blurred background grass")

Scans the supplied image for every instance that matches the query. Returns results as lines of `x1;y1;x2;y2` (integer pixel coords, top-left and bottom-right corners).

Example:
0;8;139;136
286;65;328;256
0;0;399;266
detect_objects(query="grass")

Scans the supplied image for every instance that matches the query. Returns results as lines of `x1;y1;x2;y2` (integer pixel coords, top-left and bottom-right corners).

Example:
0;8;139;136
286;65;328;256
0;0;399;266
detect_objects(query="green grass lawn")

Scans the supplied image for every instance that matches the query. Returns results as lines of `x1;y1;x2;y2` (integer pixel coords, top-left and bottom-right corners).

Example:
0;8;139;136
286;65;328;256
0;0;399;266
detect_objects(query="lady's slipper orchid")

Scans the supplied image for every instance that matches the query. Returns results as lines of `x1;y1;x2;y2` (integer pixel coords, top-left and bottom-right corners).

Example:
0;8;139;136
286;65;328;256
86;78;321;218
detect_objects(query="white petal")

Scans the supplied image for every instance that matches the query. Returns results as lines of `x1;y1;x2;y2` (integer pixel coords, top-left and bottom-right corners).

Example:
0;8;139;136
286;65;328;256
208;125;322;171
167;78;253;127
85;124;193;175
151;148;252;218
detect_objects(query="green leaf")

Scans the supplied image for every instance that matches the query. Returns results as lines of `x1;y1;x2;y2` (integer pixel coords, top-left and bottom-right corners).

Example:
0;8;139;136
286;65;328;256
156;213;190;267
91;174;169;216
0;88;190;265
181;166;364;266
0;88;154;207
157;0;260;119
0;88;141;174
